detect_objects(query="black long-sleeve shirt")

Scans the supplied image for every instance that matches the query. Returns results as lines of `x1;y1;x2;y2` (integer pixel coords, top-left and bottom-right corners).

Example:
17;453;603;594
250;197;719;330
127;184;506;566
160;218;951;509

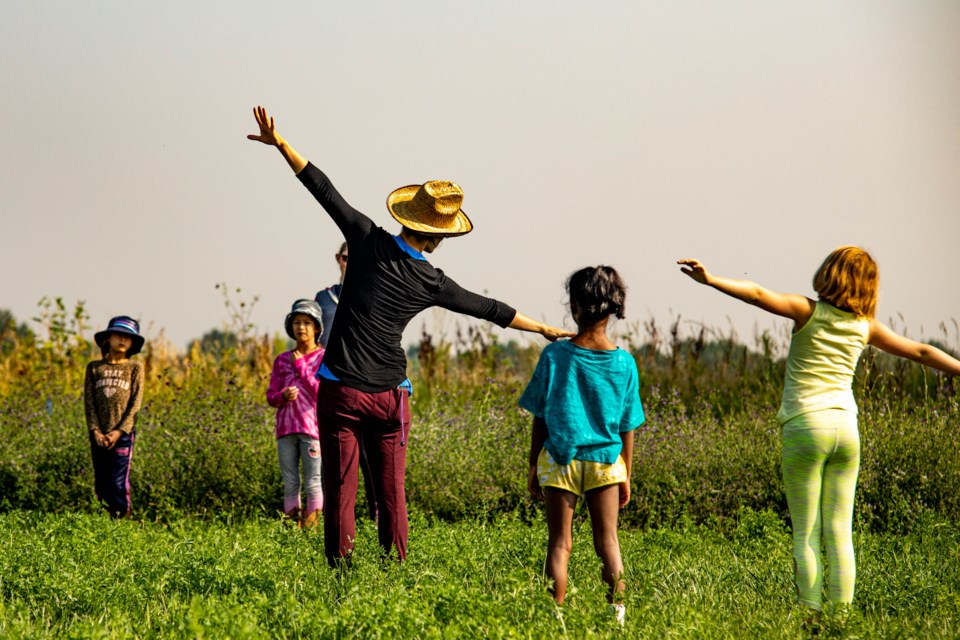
297;163;516;392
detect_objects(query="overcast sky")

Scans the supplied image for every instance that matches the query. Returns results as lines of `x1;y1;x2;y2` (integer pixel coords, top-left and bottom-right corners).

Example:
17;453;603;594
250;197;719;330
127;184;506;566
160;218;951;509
2;1;958;352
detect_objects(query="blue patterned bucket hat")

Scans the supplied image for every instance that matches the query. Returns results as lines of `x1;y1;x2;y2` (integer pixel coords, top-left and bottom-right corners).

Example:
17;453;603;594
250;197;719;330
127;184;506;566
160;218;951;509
94;316;145;356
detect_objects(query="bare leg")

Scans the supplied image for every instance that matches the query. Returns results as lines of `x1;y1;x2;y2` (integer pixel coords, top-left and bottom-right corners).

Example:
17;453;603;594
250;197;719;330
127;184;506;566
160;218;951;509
544;487;578;604
585;483;625;603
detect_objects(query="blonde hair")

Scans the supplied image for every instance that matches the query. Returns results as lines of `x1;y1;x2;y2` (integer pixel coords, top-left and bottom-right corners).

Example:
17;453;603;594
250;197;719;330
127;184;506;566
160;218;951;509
812;246;879;318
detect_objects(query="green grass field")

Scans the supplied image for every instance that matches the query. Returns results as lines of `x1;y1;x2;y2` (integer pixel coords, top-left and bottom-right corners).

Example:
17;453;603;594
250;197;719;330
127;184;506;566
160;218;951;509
2;509;958;639
3;308;960;638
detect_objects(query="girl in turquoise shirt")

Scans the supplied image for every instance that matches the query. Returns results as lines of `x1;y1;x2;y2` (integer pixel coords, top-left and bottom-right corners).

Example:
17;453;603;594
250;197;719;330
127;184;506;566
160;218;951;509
679;247;960;628
520;266;645;626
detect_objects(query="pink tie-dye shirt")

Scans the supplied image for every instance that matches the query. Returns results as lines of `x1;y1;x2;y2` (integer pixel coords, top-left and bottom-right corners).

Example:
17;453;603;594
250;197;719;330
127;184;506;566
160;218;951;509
266;348;324;439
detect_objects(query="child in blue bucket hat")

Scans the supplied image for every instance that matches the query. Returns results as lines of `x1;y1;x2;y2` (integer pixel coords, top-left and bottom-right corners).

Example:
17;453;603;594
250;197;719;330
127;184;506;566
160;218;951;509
84;315;145;517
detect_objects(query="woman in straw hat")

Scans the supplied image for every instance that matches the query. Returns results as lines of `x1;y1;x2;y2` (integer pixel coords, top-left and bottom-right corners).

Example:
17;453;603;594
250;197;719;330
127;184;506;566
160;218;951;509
248;105;573;564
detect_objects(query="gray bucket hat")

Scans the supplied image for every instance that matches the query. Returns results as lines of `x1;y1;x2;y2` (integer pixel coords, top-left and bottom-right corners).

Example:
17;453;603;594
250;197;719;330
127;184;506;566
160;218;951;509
285;299;324;344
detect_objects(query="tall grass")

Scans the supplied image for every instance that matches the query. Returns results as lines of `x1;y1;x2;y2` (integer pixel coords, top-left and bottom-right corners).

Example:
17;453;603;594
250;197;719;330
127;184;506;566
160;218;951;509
0;301;957;531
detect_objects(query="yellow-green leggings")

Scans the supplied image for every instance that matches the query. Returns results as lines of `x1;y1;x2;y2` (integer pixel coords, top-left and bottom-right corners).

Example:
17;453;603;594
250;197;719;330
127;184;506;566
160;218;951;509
781;409;859;611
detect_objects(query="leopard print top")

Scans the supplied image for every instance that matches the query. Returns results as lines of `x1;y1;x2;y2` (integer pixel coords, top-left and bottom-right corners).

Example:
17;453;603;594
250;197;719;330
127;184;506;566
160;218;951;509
83;359;144;434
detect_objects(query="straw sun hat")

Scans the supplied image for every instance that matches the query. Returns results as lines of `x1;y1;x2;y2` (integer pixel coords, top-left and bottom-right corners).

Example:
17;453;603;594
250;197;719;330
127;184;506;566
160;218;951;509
387;181;473;237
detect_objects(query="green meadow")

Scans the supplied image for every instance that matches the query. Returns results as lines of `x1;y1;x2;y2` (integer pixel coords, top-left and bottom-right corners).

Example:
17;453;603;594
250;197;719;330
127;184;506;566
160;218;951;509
2;509;959;638
1;304;959;637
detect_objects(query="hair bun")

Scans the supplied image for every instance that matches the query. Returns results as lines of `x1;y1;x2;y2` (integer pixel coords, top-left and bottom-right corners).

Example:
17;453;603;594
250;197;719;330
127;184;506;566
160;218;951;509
566;265;628;326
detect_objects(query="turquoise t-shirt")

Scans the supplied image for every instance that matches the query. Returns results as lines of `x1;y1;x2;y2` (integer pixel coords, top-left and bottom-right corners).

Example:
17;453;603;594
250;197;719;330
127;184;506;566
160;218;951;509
519;340;645;465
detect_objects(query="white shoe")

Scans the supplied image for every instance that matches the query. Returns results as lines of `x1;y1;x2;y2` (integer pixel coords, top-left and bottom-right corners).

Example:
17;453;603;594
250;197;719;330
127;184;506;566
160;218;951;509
610;604;626;626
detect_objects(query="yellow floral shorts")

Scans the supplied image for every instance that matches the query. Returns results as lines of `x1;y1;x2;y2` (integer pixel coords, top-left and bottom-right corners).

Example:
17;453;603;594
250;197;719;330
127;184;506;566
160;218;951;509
537;448;627;496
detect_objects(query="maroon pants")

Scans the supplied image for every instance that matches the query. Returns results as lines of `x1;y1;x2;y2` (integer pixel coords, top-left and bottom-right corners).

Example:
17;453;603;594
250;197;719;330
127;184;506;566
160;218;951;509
317;379;410;564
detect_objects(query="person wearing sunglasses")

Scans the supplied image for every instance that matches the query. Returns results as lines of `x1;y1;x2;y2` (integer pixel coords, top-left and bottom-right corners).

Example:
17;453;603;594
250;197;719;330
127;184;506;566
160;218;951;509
315;242;348;349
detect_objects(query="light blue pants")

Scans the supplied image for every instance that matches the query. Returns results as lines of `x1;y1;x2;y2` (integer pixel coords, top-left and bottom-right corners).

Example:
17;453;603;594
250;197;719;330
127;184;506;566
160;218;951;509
277;433;323;515
781;409;859;611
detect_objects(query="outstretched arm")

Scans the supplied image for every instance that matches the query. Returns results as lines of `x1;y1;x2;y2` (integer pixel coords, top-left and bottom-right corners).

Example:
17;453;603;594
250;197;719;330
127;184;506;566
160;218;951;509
247;105;308;175
509;312;576;342
248;105;372;240
869;320;960;375
677;258;814;326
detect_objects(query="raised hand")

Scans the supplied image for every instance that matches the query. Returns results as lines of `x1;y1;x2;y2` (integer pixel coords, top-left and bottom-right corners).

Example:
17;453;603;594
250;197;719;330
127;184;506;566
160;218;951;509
247;105;309;173
247;105;282;146
677;259;711;285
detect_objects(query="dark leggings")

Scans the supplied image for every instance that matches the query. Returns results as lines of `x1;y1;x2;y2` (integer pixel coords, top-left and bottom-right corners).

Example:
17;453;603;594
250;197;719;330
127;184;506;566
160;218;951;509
90;430;136;517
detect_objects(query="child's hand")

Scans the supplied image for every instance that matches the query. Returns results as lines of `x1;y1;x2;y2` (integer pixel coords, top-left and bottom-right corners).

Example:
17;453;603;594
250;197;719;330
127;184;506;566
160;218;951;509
677;259;711;285
618;481;630;509
104;430;122;449
282;386;299;402
528;466;544;502
93;430;108;448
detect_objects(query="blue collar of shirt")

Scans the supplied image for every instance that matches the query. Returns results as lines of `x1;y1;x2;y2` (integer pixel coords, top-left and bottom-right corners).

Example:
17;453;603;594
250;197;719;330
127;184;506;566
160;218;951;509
393;235;428;261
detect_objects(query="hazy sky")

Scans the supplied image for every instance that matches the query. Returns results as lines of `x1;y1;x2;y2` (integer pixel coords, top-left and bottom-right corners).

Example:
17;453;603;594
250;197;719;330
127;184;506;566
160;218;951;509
2;1;958;352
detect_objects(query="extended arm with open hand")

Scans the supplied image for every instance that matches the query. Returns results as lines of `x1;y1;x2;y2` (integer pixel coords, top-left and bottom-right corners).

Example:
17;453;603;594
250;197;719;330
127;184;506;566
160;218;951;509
509;312;575;342
677;258;814;326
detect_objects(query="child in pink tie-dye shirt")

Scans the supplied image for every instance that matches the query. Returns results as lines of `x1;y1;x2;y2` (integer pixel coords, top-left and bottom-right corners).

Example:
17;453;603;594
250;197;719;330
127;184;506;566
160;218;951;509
266;299;325;528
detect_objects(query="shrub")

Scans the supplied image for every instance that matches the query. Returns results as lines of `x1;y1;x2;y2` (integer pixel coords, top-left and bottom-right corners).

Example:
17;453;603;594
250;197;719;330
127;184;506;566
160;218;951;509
1;305;958;532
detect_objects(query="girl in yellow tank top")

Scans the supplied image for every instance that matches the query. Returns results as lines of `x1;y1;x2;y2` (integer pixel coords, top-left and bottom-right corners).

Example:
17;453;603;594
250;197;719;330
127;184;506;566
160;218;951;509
678;247;960;629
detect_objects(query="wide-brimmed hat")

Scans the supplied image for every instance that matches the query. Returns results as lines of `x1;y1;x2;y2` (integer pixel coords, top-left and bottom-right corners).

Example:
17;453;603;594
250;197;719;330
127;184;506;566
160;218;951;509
285;299;324;344
387;180;473;237
94;316;145;356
